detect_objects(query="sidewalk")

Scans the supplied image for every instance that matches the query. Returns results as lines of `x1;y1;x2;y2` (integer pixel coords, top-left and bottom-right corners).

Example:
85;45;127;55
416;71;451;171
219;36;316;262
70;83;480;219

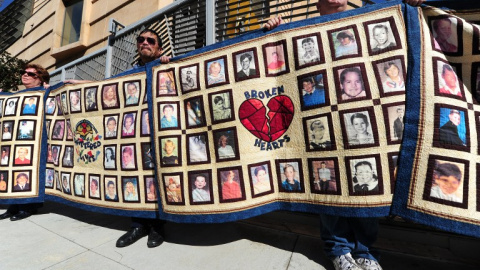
0;202;478;270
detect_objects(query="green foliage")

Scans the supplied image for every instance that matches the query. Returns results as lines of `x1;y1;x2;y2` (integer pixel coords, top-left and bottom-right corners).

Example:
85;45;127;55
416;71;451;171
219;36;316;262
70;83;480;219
0;50;27;92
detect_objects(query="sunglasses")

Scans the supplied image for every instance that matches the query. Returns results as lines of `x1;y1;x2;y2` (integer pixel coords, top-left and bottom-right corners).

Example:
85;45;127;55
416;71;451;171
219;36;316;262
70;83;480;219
20;70;38;77
136;36;156;45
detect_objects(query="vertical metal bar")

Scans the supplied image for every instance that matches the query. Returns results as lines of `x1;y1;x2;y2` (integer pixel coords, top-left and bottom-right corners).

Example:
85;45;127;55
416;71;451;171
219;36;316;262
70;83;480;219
105;35;113;79
206;0;216;45
164;14;176;57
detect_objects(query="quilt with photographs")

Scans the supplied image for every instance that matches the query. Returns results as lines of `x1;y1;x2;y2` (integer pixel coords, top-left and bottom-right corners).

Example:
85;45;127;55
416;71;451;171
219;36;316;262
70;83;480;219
1;1;480;237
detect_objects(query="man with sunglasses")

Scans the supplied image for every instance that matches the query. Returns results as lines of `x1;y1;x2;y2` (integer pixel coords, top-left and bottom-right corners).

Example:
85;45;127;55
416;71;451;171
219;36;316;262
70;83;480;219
115;28;170;249
0;63;49;222
264;1;425;270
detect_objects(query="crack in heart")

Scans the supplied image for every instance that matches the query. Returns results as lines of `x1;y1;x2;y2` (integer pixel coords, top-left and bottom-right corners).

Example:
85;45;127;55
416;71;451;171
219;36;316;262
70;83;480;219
239;95;294;142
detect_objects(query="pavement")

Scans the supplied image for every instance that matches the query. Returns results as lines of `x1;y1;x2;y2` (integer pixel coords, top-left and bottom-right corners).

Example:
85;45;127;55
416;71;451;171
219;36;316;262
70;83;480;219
0;202;479;270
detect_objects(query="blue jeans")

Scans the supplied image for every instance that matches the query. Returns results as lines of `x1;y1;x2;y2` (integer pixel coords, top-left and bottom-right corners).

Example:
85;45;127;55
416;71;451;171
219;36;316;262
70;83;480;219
320;214;379;260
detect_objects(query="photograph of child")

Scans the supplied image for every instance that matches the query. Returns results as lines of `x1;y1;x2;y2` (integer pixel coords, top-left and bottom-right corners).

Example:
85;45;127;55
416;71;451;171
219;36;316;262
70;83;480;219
52;120;65;140
74;174;85;196
160;103;178;128
0;172;6;192
85;87;98;111
307;117;332;150
104;115;118;138
311;160;337;193
215;129;237;160
429;160;464;203
4;98;18;116
55;171;61;191
235;51;257;79
157;70;176;95
123;177;139;202
279;162;302;192
66;120;74;140
180;65;198;92
62;146;74;167
264;44;287;75
121;112;136;137
141;109;150;135
104;146;116;169
191;173;211;203
145;177;157;202
220;169;243;201
185;98;205;127
206;58;227;86
164;176;182;203
124;81;140;105
387;105;405;141
161;138;179;165
250;164;272;196
13;171;31;192
1;146;10;166
2;122;13;141
188;134;208;163
296;36;321;66
211;91;232;122
299;74;326;108
51;145;61;165
368;22;396;52
61;173;71;194
55;95;63;115
121;145;136;169
105;177;118;201
14;146;32;165
432;17;459;53
344;112;375;146
22;96;38;115
69;91;81;112
438;108;466;147
45;97;56;114
437;62;462;97
338;67;366;101
102;84;119;108
350;158;380;194
332;29;358;58
89;176;101;198
17;120;34;140
45;169;54;188
141;143;155;169
376;59;405;93
61;93;68;113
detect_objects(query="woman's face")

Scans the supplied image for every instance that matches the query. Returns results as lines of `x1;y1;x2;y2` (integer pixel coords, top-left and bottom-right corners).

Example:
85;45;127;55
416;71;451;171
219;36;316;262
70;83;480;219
106;149;113;159
339;36;351;46
127;183;134;193
18;148;26;159
165;142;174;155
90;181;97;193
355;164;373;184
256;169;266;182
107;120;116;131
353;117;367;135
228;171;235;181
385;64;399;79
342;71;363;97
373;27;388;45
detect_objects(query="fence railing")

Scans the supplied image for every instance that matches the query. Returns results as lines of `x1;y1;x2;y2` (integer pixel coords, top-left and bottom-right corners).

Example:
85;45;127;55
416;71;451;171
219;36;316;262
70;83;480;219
49;0;378;85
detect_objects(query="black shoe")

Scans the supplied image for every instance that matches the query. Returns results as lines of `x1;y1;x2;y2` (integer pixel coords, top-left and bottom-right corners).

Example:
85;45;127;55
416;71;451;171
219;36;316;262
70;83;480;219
10;211;32;221
147;227;164;248
116;227;148;248
0;211;14;220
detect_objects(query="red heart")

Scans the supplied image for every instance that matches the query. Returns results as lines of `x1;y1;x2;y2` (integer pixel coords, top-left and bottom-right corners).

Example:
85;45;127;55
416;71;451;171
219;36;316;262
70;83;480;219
239;96;294;142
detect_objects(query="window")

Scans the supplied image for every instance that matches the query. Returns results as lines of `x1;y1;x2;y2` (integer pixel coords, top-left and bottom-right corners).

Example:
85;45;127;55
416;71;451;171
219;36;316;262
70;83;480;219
61;0;83;46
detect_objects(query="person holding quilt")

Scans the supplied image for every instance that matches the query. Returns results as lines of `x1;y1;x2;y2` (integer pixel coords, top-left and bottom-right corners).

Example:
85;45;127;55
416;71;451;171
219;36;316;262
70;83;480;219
0;63;49;222
264;1;425;269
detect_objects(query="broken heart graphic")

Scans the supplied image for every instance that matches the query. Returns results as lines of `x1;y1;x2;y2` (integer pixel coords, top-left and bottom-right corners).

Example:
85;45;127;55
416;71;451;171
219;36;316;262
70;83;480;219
239;95;294;142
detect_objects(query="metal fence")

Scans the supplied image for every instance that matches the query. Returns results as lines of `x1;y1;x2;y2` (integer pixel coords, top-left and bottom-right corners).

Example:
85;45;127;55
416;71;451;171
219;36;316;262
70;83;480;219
49;0;370;85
